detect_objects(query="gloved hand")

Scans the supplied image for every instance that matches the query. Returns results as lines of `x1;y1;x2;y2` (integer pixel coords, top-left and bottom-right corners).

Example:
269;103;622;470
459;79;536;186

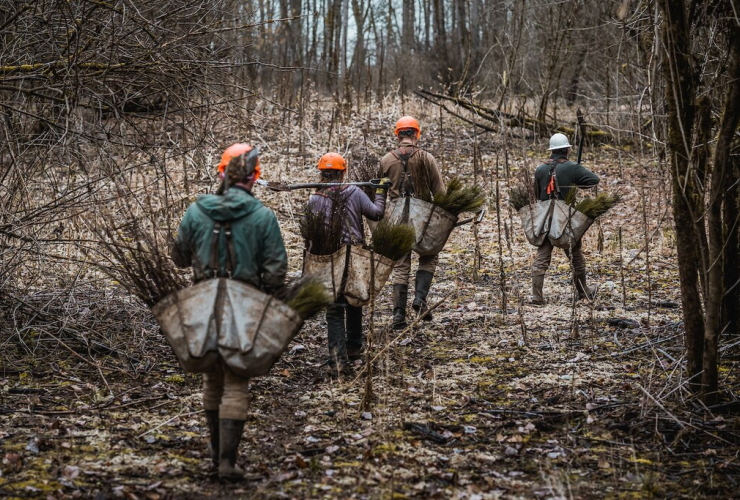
376;177;392;194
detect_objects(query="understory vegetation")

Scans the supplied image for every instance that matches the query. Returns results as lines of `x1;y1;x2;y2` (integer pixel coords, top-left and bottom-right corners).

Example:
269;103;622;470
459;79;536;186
2;97;739;499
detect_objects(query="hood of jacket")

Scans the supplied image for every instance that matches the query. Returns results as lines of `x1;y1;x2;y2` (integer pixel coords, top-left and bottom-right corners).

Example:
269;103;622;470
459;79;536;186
195;187;262;222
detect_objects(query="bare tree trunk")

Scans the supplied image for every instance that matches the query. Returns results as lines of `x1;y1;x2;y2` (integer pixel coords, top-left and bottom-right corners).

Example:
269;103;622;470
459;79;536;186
432;0;448;84
350;0;367;92
423;0;430;50
339;0;349;90
724;150;740;337
402;0;415;51
658;0;705;393
704;32;740;403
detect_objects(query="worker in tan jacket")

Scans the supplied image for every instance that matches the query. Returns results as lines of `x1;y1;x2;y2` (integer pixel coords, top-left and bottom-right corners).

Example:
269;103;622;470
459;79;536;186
380;116;445;329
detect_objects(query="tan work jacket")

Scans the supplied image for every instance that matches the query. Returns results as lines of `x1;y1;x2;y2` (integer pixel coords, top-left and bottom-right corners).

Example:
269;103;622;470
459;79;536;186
379;143;445;200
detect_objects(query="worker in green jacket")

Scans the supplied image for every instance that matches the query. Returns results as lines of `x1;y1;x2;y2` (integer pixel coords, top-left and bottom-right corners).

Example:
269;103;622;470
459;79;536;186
531;133;599;305
172;143;287;480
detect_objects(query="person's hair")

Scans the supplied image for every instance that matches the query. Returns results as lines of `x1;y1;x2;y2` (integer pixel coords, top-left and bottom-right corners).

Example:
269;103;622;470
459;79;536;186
551;147;569;157
320;169;344;182
225;153;256;186
398;129;416;139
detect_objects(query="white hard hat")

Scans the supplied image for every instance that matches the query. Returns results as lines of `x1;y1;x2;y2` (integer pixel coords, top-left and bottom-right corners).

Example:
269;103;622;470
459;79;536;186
548;133;573;150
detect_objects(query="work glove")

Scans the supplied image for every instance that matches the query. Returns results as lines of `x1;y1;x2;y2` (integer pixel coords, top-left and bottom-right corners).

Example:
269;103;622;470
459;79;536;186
376;177;392;195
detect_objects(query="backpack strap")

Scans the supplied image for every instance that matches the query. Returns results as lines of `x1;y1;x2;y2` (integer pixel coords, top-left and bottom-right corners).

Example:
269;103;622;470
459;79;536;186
209;221;237;278
545;158;567;198
392;147;417;197
223;222;237;276
209;222;222;275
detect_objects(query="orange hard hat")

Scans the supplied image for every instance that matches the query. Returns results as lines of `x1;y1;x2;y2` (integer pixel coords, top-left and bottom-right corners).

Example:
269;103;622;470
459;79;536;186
218;143;261;181
317;152;347;171
395;116;421;138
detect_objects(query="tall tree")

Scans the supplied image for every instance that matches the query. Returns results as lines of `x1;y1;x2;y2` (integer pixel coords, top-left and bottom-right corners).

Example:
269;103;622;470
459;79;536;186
658;0;740;402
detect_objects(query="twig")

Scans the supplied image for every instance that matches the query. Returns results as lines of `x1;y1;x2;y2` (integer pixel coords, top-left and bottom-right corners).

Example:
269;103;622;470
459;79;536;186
138;409;204;438
347;293;453;388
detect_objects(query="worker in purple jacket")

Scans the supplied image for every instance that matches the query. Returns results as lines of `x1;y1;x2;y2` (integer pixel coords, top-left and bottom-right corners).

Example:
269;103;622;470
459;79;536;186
307;152;390;376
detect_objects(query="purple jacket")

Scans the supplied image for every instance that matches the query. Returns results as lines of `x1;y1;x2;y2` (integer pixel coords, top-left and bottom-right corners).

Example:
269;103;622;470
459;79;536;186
308;185;386;245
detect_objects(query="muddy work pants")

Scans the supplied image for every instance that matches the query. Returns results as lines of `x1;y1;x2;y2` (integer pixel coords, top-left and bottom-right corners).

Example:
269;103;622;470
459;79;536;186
391;252;439;286
326;295;363;366
532;238;585;277
202;360;250;421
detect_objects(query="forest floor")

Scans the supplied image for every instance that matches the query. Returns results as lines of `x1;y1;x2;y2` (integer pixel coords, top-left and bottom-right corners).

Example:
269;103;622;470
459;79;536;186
2;99;740;499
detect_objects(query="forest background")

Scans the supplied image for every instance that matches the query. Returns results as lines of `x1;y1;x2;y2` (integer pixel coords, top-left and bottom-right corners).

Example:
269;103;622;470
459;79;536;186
2;0;740;498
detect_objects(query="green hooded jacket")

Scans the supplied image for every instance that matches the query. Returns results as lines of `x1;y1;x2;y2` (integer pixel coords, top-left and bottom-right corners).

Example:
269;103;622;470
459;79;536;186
172;187;287;292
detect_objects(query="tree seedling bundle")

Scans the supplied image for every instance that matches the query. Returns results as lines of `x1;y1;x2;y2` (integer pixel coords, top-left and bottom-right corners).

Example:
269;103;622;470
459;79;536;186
299;196;346;256
371;221;415;261
574;193;620;219
433;177;486;216
509;185;533;211
275;278;332;319
92;219;189;307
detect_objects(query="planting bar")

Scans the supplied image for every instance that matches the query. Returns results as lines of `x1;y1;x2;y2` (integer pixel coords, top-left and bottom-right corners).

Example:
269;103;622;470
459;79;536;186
257;179;390;192
454;208;487;227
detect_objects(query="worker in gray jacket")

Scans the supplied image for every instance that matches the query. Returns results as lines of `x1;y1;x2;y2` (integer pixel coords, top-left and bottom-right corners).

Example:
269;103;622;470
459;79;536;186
306;152;389;375
531;133;599;305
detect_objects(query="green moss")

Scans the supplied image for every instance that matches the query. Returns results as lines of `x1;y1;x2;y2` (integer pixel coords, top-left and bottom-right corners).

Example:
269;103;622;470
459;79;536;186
165;374;185;384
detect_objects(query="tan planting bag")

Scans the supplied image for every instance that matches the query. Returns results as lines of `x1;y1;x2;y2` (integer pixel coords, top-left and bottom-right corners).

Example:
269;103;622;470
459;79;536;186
153;278;303;377
547;200;594;249
519;200;593;249
303;245;394;307
518;200;553;247
386;197;458;256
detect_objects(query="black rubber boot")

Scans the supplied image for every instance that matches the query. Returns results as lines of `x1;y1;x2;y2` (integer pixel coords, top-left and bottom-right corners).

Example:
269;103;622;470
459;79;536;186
205;410;220;467
392;284;408;330
531;274;546;305
218;419;246;480
326;302;348;367
412;271;434;321
346;304;364;361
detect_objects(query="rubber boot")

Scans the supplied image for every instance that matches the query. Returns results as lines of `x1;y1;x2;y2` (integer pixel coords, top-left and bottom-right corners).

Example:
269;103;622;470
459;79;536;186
575;273;597;301
392;284;408;330
218;419;246;480
326;302;348;368
531;275;546;305
205;410;220;467
345;304;364;361
412;271;434;321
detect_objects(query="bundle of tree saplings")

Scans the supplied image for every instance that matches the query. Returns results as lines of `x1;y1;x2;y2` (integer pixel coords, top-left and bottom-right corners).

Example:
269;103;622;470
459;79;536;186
299;200;346;255
275;278;332;319
574;193;620;219
348;151;380;199
88;197;189;307
371;221;416;261
433;177;486;215
508;185;533;211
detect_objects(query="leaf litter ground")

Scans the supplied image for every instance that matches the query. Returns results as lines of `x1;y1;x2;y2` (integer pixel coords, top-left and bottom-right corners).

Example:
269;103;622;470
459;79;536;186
2;98;739;499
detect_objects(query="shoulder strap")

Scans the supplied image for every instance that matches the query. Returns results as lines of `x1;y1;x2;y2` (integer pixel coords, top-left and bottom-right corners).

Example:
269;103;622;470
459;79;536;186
393;147;417;197
545;157;568;198
224;222;237;276
209;222;222;274
209;221;237;278
546;163;560;198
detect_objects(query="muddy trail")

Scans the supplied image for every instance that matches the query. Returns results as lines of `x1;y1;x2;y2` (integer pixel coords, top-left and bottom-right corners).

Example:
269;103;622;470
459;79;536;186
2;104;739;499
